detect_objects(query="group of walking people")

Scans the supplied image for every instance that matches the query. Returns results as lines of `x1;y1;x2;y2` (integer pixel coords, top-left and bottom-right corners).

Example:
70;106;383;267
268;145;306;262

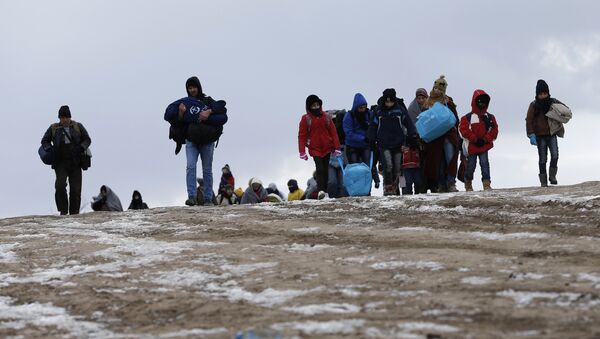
39;75;570;215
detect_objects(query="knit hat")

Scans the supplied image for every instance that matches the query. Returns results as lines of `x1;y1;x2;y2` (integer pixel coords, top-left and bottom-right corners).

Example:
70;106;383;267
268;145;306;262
305;94;323;111
433;75;448;95
536;79;550;96
415;88;428;98
185;76;203;96
222;164;231;172
382;88;397;102
58;105;71;118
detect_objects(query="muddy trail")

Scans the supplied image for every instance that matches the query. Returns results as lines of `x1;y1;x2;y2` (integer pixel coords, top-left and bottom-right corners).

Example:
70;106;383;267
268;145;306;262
1;182;600;338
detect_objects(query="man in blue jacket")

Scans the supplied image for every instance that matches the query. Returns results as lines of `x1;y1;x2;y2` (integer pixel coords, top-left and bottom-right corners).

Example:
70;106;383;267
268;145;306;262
165;77;227;206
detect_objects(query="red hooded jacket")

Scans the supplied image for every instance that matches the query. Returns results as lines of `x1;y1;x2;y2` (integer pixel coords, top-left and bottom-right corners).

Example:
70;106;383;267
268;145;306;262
459;89;499;156
298;111;341;157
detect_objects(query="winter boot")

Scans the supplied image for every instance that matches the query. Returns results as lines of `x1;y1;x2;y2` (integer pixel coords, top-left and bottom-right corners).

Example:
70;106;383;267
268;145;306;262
317;191;328;200
549;167;558;185
447;183;459;193
482;179;492;191
383;185;395;196
539;173;548;187
185;198;197;206
464;180;473;192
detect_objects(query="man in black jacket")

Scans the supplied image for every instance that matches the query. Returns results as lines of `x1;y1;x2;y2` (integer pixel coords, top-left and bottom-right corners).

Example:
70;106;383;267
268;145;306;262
41;105;91;215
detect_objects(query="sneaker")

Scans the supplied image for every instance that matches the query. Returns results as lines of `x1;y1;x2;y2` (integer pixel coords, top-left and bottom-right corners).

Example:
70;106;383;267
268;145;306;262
185;198;197;206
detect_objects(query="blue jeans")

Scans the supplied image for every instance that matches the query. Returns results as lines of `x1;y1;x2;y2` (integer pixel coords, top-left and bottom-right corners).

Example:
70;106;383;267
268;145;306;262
536;135;559;174
380;147;403;186
439;140;456;186
186;141;215;200
465;152;490;181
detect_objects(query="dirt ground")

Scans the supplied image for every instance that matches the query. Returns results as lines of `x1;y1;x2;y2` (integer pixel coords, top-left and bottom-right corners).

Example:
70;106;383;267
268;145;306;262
1;182;600;338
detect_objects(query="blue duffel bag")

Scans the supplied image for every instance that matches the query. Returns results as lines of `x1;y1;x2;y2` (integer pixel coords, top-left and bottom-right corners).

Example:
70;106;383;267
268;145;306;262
416;102;457;142
38;145;53;165
337;154;373;196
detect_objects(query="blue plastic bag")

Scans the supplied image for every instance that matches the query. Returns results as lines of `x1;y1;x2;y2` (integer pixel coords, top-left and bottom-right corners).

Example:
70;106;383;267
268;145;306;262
337;155;372;197
416;102;457;142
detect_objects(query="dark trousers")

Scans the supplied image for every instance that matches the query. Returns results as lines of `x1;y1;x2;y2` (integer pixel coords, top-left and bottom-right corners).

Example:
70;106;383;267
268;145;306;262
313;155;330;193
402;168;423;195
536;135;559;174
55;163;82;215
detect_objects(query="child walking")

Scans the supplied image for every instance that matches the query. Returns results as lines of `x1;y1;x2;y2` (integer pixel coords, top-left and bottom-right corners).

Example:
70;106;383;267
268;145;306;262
459;89;499;191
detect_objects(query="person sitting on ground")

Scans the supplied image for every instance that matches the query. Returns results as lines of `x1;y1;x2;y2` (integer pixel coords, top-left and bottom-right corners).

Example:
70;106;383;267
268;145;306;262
219;164;235;196
266;183;286;201
128;190;149;210
241;178;269;204
287;179;305;202
216;184;238;205
91;185;123;212
303;171;320;199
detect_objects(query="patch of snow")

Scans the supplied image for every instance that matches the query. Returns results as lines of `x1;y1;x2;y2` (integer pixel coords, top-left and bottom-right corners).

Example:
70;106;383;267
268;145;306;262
337;256;376;264
394;227;435;232
458;267;471;272
370;261;444;271
282;303;360;315
220;262;278;276
461;276;493;285
577;273;600;288
497;290;582;307
0;243;18;263
210;285;322;308
397;322;461;333
272;319;365;335
158;327;228;338
0;296;112;337
510;272;545;281
287;243;333;252
292;227;320;234
465;231;550;241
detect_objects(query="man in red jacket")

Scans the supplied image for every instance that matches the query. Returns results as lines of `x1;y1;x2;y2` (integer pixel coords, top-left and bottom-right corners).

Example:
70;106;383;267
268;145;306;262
298;95;342;199
459;89;499;191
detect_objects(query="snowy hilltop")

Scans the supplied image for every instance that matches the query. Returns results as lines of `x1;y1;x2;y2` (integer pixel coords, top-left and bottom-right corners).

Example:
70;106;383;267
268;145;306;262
1;182;599;338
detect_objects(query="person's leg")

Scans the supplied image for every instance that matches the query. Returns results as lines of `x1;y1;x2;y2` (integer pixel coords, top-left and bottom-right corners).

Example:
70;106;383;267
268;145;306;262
54;165;69;215
68;166;82;215
548;135;559;184
199;142;216;202
313;155;330;193
443;140;457;189
346;147;359;164
536;136;549;186
327;164;338;197
465;155;477;182
185;142;201;200
380;149;393;186
537;136;549;174
392;148;403;195
480;152;491;181
402;169;414;195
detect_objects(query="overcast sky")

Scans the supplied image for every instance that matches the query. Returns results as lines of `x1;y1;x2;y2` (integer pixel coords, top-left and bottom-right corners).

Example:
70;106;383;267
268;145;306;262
1;1;599;218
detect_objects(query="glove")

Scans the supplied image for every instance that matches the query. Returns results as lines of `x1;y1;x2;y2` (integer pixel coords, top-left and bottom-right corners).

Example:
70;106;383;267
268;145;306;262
374;181;380;189
333;149;343;157
475;138;485;147
528;134;537;146
299;152;308;161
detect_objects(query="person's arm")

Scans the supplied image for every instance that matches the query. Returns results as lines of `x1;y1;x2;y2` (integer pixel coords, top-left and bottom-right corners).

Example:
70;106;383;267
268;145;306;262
41;126;53;150
525;102;535;136
78;123;91;149
485;114;499;142
459;115;476;142
298;115;308;155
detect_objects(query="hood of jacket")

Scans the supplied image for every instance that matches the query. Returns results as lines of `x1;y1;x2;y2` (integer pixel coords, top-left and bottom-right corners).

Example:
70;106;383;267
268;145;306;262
351;93;368;112
471;89;491;115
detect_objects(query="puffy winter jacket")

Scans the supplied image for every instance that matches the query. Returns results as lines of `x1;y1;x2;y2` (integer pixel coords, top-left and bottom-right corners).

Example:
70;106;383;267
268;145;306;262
298;111;341;157
459;89;499;156
343;93;371;149
368;97;417;149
